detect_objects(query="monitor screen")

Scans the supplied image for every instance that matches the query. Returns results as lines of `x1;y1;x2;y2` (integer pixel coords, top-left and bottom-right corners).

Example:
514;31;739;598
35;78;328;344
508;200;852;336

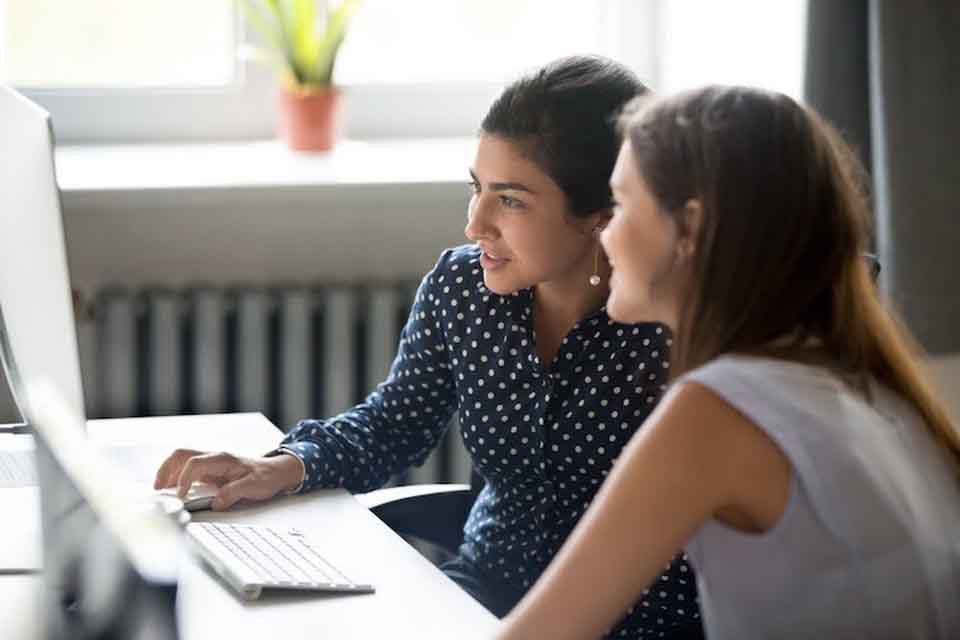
25;380;182;640
0;85;181;638
0;84;86;426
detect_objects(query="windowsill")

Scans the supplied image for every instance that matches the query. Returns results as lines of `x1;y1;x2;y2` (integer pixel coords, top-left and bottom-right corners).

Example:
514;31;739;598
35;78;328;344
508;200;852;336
55;137;477;194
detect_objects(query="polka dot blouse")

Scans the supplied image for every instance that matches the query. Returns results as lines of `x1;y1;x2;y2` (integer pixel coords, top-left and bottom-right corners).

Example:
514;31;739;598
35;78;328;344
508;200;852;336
278;245;701;638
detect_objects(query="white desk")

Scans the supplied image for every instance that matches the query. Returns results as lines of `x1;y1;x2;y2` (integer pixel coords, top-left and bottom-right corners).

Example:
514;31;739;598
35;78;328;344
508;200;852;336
6;413;499;639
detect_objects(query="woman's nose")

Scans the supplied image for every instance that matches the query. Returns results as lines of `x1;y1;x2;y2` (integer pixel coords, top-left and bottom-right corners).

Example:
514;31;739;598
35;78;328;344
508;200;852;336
464;196;495;241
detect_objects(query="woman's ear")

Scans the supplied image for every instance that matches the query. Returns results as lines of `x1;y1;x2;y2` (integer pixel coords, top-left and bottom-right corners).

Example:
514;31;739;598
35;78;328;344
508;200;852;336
586;208;614;236
677;199;703;258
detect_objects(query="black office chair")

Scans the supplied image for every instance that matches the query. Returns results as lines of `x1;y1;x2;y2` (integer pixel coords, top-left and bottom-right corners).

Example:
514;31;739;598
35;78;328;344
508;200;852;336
359;474;482;557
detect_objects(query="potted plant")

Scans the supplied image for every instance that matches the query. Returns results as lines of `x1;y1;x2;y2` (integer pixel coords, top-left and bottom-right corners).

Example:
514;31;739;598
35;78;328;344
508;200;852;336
240;0;361;151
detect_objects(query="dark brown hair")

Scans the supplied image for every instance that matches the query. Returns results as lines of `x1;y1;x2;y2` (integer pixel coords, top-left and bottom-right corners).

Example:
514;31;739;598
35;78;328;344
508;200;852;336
481;55;649;217
622;85;960;469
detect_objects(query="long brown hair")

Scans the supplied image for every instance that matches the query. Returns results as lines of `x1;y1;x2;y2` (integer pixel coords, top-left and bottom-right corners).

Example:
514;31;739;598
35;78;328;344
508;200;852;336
622;86;960;470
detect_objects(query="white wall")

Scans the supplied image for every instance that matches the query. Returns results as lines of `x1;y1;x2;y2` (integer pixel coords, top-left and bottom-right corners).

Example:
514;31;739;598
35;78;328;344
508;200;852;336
0;183;470;423
62;183;470;298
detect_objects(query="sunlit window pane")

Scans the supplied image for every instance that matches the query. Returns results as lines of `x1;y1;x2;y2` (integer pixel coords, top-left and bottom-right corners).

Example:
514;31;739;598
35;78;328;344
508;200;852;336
659;0;807;99
0;0;236;88
336;0;615;85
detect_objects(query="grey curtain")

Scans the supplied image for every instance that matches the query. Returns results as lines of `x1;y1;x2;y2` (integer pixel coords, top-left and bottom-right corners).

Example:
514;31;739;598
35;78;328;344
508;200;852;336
805;0;960;355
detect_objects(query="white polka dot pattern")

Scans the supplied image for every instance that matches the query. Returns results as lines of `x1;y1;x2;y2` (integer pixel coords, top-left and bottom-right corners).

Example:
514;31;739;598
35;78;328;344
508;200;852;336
278;245;700;637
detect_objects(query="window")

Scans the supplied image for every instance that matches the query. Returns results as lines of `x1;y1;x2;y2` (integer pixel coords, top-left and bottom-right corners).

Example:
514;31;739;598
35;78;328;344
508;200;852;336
657;0;807;99
334;0;654;138
337;0;620;85
1;0;236;88
2;0;653;142
0;0;272;143
1;0;806;144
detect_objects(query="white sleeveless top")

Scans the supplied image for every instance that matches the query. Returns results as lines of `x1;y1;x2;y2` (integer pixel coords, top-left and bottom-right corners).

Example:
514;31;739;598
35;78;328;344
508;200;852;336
680;355;960;639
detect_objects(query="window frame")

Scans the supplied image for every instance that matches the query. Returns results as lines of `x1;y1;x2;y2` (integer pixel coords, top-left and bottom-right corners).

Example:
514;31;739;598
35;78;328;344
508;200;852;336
14;0;661;144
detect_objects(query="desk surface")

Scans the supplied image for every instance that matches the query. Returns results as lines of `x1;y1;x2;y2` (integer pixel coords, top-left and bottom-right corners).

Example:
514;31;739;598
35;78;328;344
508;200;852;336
5;413;499;639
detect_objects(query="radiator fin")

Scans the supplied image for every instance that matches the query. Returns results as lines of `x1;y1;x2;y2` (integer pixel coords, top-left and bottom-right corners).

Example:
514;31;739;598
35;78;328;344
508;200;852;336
191;290;225;414
98;291;137;418
279;289;312;429
234;290;270;414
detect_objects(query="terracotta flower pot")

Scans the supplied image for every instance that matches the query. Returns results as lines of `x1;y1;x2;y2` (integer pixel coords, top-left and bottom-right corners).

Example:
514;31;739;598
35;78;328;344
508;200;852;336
277;84;343;152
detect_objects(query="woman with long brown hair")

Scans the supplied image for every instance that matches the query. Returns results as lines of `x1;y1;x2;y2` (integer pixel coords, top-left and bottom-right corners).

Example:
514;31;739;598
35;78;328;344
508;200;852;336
497;86;960;639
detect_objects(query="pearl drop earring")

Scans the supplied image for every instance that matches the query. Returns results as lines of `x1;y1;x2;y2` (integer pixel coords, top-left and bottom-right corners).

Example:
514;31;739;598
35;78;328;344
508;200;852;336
589;226;602;287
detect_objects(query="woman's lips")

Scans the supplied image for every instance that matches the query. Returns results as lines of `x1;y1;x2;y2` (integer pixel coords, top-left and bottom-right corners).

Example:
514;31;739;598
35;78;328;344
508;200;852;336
479;250;509;271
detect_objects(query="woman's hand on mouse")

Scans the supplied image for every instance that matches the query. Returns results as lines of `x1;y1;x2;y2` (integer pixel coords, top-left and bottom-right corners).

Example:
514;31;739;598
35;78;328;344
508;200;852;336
153;449;305;511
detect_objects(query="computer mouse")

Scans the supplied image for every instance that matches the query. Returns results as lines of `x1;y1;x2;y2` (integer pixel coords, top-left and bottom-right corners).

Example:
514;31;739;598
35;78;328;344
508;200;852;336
153;493;192;527
156;481;219;512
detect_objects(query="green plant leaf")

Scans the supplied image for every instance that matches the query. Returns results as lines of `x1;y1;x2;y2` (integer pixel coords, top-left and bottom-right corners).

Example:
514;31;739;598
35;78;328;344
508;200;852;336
237;0;284;51
270;0;306;84
239;0;360;88
312;0;362;86
290;0;322;75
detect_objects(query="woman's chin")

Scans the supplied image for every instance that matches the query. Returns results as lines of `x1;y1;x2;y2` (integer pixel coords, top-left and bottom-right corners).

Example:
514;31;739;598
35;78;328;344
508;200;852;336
605;295;632;323
607;293;658;325
482;272;522;296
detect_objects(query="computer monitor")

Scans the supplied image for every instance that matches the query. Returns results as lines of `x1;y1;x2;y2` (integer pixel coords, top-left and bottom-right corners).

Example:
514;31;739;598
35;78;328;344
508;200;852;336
24;379;182;639
0;84;86;427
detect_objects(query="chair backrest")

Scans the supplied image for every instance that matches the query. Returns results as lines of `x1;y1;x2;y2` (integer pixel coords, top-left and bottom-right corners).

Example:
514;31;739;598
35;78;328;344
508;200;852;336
469;469;485;499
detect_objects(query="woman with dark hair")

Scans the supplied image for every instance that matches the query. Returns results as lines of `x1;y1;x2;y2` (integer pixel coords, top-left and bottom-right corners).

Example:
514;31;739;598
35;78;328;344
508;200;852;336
155;56;705;638
498;86;960;639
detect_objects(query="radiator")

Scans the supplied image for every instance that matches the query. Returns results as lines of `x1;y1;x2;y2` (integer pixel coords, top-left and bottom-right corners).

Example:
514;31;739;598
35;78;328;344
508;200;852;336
78;285;472;486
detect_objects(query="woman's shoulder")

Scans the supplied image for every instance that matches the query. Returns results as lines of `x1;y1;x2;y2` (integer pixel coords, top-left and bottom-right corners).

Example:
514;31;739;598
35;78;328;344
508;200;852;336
675;355;904;464
417;245;499;318
436;244;481;270
426;244;484;286
681;354;834;391
676;355;840;437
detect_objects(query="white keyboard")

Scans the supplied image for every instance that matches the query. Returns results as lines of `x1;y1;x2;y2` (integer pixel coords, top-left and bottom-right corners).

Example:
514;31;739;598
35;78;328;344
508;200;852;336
186;522;374;600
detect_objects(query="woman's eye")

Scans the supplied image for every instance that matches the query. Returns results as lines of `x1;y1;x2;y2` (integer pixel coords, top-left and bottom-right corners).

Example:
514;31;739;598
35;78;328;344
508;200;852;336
499;195;524;209
467;180;480;194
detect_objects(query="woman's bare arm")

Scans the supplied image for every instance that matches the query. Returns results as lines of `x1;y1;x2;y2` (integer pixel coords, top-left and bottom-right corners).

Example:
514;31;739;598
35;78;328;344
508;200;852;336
497;381;791;639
